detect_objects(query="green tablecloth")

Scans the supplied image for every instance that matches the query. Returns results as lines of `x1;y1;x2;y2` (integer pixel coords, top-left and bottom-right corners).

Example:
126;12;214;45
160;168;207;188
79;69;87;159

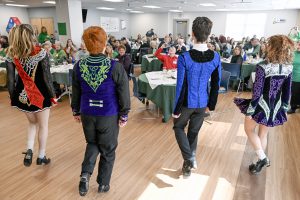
52;72;70;85
241;63;257;80
138;73;176;122
141;56;162;73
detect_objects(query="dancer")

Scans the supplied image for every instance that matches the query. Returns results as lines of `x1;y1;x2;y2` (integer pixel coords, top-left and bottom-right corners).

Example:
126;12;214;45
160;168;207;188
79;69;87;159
71;26;130;196
173;17;222;177
234;35;294;174
6;24;57;166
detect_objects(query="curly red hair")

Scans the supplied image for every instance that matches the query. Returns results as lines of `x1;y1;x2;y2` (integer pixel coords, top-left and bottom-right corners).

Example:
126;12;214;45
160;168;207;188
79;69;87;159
266;35;294;64
82;26;107;54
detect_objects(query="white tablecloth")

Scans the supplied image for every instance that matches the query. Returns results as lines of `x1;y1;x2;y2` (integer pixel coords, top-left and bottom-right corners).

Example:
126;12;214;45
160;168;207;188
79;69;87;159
145;71;177;89
50;64;73;85
50;64;73;73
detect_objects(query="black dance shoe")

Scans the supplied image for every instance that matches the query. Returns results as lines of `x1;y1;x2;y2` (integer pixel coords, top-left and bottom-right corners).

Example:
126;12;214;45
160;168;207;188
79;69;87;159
249;157;270;175
98;185;110;193
22;149;33;167
191;159;198;169
36;156;51;165
79;173;91;196
182;160;192;177
287;109;296;114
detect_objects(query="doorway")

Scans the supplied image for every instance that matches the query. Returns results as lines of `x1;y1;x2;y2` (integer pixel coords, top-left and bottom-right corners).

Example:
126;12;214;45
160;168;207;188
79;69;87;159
30;18;54;36
173;20;188;41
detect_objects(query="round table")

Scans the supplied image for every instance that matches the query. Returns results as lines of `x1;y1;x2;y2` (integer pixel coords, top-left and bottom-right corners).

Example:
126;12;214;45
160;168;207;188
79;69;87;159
240;63;257;80
141;55;162;73
138;73;176;122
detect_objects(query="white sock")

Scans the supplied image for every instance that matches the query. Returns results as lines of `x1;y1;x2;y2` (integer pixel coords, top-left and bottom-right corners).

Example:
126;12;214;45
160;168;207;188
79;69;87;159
255;149;266;160
27;140;34;151
38;149;45;159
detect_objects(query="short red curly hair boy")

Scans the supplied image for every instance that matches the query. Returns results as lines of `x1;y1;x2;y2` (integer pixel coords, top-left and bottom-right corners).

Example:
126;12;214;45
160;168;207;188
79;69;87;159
82;26;107;55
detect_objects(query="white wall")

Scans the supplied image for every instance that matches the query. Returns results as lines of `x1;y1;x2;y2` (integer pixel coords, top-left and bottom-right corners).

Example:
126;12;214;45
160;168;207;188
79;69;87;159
130;13;169;38
0;6;29;36
27;7;58;32
68;0;83;47
130;9;299;39
297;10;300;27
83;9;130;39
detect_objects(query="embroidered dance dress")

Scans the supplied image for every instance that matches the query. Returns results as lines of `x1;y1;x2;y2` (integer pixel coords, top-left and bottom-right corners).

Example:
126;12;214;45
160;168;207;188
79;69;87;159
234;61;293;127
6;49;55;112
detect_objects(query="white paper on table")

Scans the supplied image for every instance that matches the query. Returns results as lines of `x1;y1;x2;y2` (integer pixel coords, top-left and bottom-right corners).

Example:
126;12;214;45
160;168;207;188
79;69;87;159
145;71;176;89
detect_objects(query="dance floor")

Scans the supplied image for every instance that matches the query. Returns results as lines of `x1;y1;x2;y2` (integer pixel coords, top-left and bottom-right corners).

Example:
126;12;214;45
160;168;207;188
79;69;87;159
0;83;299;200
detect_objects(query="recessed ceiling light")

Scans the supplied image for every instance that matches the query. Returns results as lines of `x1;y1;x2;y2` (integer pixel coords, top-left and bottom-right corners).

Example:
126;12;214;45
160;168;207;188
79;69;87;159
126;8;132;11
142;5;161;9
103;0;125;2
199;3;216;7
96;7;116;10
130;10;144;13
169;10;183;12
43;1;56;4
216;8;229;11
5;3;29;7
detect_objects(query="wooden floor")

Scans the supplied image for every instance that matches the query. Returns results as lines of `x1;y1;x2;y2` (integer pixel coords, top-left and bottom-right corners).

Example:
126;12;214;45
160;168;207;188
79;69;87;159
0;85;299;200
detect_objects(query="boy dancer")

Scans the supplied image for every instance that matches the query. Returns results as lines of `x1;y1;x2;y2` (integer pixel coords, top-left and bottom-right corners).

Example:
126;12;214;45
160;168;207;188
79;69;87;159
173;17;222;177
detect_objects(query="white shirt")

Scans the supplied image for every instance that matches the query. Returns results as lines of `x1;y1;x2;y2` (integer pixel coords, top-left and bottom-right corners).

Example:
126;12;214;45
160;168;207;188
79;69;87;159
193;43;208;52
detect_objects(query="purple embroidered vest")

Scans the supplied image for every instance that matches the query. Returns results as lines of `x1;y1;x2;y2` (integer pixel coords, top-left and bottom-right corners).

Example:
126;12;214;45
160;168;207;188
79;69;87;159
77;56;119;116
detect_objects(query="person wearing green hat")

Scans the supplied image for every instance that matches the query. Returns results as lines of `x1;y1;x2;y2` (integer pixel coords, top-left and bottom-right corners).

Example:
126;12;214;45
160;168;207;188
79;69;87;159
287;41;300;114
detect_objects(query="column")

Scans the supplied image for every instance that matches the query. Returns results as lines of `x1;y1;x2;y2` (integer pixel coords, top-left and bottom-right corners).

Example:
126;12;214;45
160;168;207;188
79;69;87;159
55;0;83;47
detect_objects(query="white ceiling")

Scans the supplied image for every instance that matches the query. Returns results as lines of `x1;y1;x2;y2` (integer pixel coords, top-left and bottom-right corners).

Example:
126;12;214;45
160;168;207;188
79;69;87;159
1;0;300;12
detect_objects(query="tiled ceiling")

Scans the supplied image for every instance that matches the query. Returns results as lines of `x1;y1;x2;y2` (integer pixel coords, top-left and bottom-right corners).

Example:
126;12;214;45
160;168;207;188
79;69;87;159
1;0;300;12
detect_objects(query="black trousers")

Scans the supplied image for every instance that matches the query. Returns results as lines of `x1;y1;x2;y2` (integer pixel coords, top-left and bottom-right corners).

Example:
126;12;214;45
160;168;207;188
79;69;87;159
291;81;300;110
81;114;119;186
173;107;206;161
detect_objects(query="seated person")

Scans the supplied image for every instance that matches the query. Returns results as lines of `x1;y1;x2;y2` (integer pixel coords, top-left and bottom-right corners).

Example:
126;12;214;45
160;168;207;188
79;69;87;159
154;43;178;70
175;38;187;55
0;36;8;59
246;38;261;58
117;45;131;76
158;35;171;49
120;37;131;54
230;46;243;65
258;42;267;59
50;41;67;65
150;40;157;54
76;43;89;61
105;44;118;59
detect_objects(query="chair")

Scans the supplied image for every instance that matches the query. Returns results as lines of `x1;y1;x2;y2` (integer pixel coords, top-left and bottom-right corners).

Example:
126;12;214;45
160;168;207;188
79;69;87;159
222;63;242;93
128;63;134;80
138;47;151;63
219;70;231;93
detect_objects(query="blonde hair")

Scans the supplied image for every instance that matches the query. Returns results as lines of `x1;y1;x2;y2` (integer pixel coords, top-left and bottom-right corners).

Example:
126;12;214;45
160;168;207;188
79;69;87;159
7;24;35;59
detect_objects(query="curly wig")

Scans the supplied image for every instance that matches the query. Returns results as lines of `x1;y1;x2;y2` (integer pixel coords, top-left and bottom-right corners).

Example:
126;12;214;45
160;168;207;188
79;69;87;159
266;35;295;64
82;26;107;54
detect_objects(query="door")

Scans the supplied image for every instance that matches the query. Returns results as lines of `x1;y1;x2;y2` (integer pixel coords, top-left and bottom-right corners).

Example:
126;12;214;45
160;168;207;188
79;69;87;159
30;18;42;35
173;20;188;41
30;18;54;35
41;18;54;35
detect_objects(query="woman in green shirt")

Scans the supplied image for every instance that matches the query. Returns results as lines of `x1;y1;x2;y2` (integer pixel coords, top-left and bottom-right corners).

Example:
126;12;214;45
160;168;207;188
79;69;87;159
38;26;50;44
288;41;300;114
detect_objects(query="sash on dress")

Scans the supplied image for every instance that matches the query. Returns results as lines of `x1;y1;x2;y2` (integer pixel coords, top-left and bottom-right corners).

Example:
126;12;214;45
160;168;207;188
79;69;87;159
13;55;44;109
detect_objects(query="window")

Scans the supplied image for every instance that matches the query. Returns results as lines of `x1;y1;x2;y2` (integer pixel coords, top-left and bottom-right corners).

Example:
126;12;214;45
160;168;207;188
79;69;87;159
225;13;267;40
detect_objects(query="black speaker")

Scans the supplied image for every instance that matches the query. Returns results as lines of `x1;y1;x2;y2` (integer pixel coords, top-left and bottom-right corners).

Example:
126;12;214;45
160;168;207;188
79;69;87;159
82;9;88;23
